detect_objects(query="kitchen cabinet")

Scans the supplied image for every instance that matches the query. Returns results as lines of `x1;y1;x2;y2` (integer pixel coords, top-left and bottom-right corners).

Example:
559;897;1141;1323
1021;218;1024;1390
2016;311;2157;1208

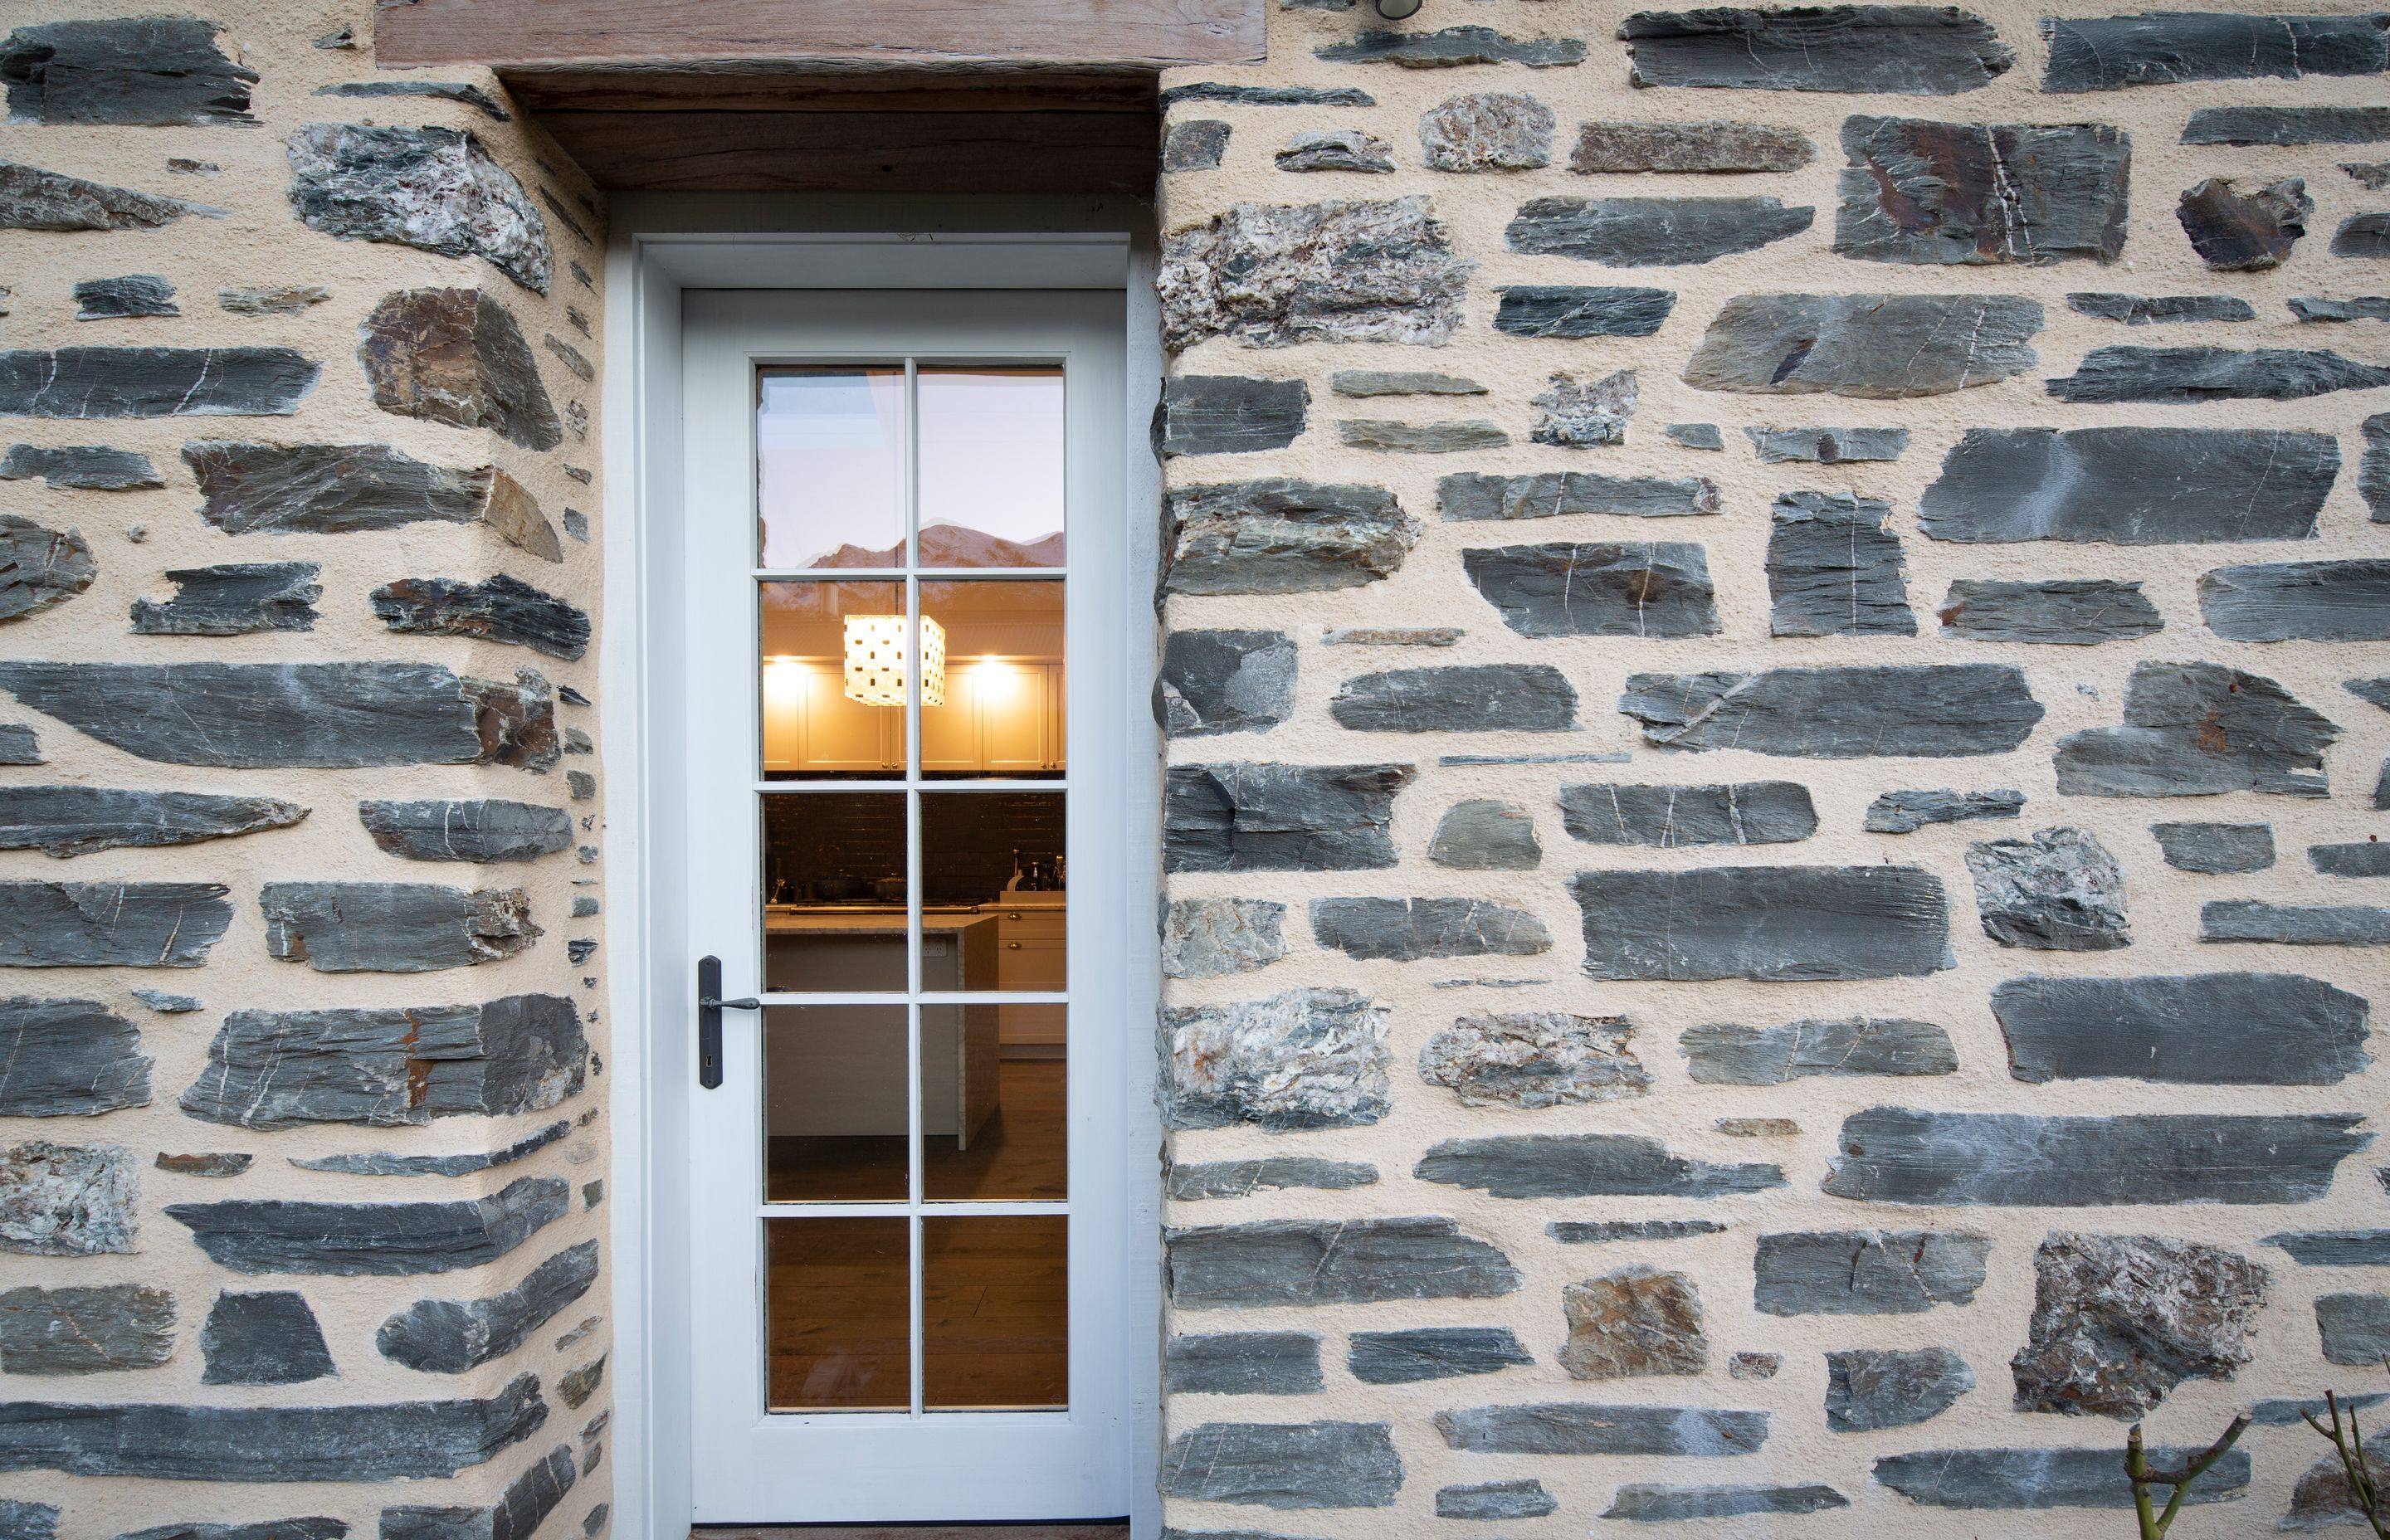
766;659;1061;774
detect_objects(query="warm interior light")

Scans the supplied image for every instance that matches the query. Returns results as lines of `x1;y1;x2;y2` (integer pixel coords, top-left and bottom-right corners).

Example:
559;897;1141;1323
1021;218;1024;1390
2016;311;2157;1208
843;614;945;707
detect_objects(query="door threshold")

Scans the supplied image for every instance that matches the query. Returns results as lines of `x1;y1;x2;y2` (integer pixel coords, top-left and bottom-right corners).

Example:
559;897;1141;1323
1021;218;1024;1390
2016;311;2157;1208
695;1527;1129;1539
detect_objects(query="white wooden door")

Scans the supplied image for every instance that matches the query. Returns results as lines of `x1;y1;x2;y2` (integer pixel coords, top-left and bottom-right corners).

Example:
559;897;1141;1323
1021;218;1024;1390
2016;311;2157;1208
681;289;1130;1523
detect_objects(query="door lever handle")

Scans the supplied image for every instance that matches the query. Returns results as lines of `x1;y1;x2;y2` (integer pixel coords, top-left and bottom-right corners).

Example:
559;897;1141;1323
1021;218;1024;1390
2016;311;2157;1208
699;995;763;1011
695;955;763;1090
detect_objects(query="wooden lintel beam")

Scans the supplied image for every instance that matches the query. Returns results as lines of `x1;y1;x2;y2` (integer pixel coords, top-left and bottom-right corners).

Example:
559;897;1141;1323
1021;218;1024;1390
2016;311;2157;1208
497;69;1159;116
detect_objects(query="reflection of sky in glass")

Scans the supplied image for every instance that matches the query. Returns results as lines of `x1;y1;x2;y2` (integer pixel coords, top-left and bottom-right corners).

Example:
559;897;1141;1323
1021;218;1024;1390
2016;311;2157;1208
919;369;1065;567
758;368;902;569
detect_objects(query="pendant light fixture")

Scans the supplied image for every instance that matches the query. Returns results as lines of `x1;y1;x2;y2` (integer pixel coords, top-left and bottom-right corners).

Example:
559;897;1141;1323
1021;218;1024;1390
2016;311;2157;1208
843;613;946;708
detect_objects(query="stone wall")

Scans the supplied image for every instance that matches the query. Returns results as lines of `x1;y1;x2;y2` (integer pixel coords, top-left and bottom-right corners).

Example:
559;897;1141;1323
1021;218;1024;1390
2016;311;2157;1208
0;6;611;1539
1153;2;2389;1532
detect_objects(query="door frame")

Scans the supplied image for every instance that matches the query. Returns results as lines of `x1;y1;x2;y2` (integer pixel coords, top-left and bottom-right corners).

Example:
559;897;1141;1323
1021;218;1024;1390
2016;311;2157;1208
600;197;1164;1540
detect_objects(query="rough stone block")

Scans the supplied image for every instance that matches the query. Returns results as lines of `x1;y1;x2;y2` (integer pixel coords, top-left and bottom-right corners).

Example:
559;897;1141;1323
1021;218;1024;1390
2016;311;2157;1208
1602;1484;1846;1519
1506;196;1812;266
2321;1295;2390;1366
1552;1219;1724;1244
1753;1230;1987;1314
381;1442;575;1540
1161;897;1286;979
1329;665;1575;733
1434;1401;1768;1456
2066;292;2256;324
1164;1333;1323;1396
1154;378;1308;456
360;800;574;863
2202;901;2390;946
262;883;539;974
1747;426;1907;462
1938;578;2164;647
1311;898;1549;961
1159;1422;1400;1508
2055;661;2337;797
1418;1012;1646;1107
1464;543;1719;638
0;997;149;1116
1420;92;1553;170
2153;821;2275;872
0;787;305;860
2292;295;2390;323
0;882;230;968
184;443;561;560
1428;801;1539;870
1318;27;1584;66
1163;479;1418;595
1768;491;1913;636
2049;345;2390;403
358;288;562;451
1685;293;2040;396
1682;1017;1957;1084
2314;843;2390;878
74;274;178;320
1571;120;1812;172
1874;1445;2249;1508
1561;1266;1705;1379
1921;426;2335;543
1827;1347;1973;1430
1332;369;1480;397
1621;7;2012;92
0;348;317;417
1965;827;2129;951
0;1284;173;1374
1558;781;1815;846
2201;559;2390;641
1347;1328;1530;1385
1529;369;1636;446
1167;1218;1520;1308
1158;987;1390;1130
1837;117;2128;264
1334;418;1506;453
1491;286;1675;337
2368;413;2390;521
157;1153;250;1177
201;1291;335;1386
2184;105;2390;144
0;1504;53;1540
1622;664;2042;756
1164;763;1413;873
1436;1479;1553;1519
1162;83;1376;108
371;576;590;660
166;1177;569;1275
0;444;159;490
292;1122;567;1180
133;564;321;636
1866;789;2024;831
1440;471;1718;519
2178;177;2310;270
1416;1133;1783;1199
1159;198;1471;350
0;17;255;125
1;1139;134;1255
288;124;549;294
1572;865;1951;982
2044;11;2390;90
0;161;220;232
379;1242;601;1373
2012;1232;2268;1416
1162;120;1230;173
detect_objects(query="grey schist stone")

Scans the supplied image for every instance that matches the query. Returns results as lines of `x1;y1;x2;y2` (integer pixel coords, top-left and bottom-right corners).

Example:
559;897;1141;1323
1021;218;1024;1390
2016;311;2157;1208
2202;559;2390;642
1866;789;2024;831
167;1177;569;1276
0;160;221;232
185;443;562;561
2319;1295;2390;1365
1158;197;1471;351
2056;661;2337;797
0;1373;547;1481
1604;1484;1846;1520
1875;1445;2250;1508
1829;1348;1974;1430
371;576;590;660
379;1241;600;1373
1159;1422;1400;1509
1747;426;1907;462
221;285;332;316
1162;897;1287;978
1334;418;1505;454
1429;801;1540;870
2184;105;2390;145
2205;902;2390;946
1420;91;1554;172
1823;1107;2370;1204
1995;972;2367;1084
1165;1333;1322;1395
1620;6;2012;92
1505;196;1813;266
1161;82;1376;107
0;348;318;417
1572;119;1813;172
1530;369;1636;447
1163;479;1419;595
1682;1017;1957;1084
1666;422;1724;449
181;993;584;1131
1464;543;1719;639
1921;426;2337;544
382;1441;577;1540
1573;865;1952;982
0;997;149;1116
157;1153;248;1176
2049;345;2390;403
2044;11;2390;90
1329;664;1575;733
2293;295;2390;323
1416;1133;1783;1200
0;787;305;859
2014;1232;2269;1416
1938;579;2163;646
74;275;177;320
2271;1231;2390;1266
261;882;540;974
2153;821;2274;873
1441;470;1718;519
0;883;230;968
1164;763;1414;872
1167;1218;1521;1309
1160;987;1389;1131
1349;1328;1530;1385
1964;827;2129;951
358;289;563;451
288;124;550;294
0;518;93;630
292;1121;568;1179
361;800;574;863
1;1139;135;1255
1753;1230;1988;1314
1768;491;1914;636
1168;1158;1375;1201
2256;1391;2390;1424
1275;129;1393;173
315;79;510;120
1438;1480;1553;1519
2315;841;2390;877
1558;781;1816;846
2336;213;2390;257
2368;412;2390;521
1434;1401;1768;1457
1552;1219;1724;1244
0;725;35;765
1687;292;2041;396
2178;177;2310;270
201;1290;335;1385
0;17;252;124
1838;117;2128;265
1623;664;2042;756
1493;285;1675;338
1317;26;1584;66
0;1502;52;1540
0;443;159;490
1154;378;1308;456
1162;120;1230;173
0;1283;173;1374
2067;292;2256;324
1419;1012;1648;1107
1332;369;1481;397
0;662;555;771
1561;1265;1706;1379
1310;898;1549;961
134;563;322;635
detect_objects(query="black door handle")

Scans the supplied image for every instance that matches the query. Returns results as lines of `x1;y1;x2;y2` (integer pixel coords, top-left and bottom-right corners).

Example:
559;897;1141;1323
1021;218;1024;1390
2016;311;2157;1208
696;954;763;1089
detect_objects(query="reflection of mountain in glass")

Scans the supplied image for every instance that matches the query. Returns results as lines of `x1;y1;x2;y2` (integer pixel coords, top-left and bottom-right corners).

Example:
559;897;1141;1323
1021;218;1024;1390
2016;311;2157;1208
815;525;1066;569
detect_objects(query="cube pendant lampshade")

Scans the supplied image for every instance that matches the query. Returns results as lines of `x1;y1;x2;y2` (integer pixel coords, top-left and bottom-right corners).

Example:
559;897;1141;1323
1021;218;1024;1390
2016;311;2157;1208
843;613;945;708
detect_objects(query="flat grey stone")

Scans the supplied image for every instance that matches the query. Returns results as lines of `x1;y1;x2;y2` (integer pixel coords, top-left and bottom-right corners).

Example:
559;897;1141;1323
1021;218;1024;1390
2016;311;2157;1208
0;348;316;417
2315;841;2390;877
201;1290;334;1386
1167;1158;1376;1201
1753;1230;1988;1314
1558;781;1815;846
2292;295;2390;322
167;1177;568;1276
1573;865;1952;982
1164;763;1413;872
2202;559;2390;641
371;575;589;660
2256;1391;2390;1425
1572;119;1812;172
1416;1133;1782;1199
1165;1333;1322;1395
0;17;254;124
1603;1484;1846;1520
0;787;305;858
1874;1445;2249;1508
1685;293;2041;396
2178;177;2310;270
1334;418;1505;453
1440;470;1717;519
0;725;34;765
1331;370;1480;397
1507;196;1813;266
2203;901;2390;946
1162;120;1230;172
1530;368;1636;446
219;285;331;316
181;993;584;1131
1437;1479;1552;1519
360;800;573;863
1163;479;1418;595
1434;1401;1768;1456
1428;800;1539;870
1311;898;1549;961
381;1442;575;1540
1420;92;1552;172
133;563;321;635
1329;664;1574;732
1419;1011;1646;1107
1552;1219;1724;1244
1621;6;2012;92
2066;292;2256;324
379;1241;600;1373
1666;422;1724;449
1465;542;1719;639
1768;491;1914;636
2043;11;2390;90
0;997;149;1116
2056;661;2338;797
288;124;549;294
184;443;560;560
2266;1231;2390;1266
1682;1017;1957;1084
1275;129;1393;173
1965;826;2129;951
0;882;230;968
1994;972;2366;1084
358;288;561;451
1922;426;2337;544
0;1139;135;1255
2153;821;2274;872
1747;426;1907;462
2349;161;2390;190
2319;1294;2390;1365
0;160;219;232
0;443;159;489
155;1153;246;1177
0;515;92;623
1159;986;1389;1130
1159;197;1471;350
1;1508;56;1540
314;79;510;120
1938;578;2163;646
1623;664;2042;757
1162;83;1375;107
1155;378;1308;456
1866;789;2024;831
1168;1218;1520;1309
74;274;176;320
120;1521;348;1540
1838;117;2128;264
1160;1421;1400;1509
1824;1108;2369;1204
0;1283;172;1374
2368;412;2390;521
2049;345;2390;402
1349;1328;1529;1386
2013;1232;2269;1416
2184;106;2390;144
290;1121;568;1179
2334;214;2390;257
1322;626;1460;646
261;882;539;974
1162;897;1286;978
1561;1265;1705;1380
1318;26;1584;66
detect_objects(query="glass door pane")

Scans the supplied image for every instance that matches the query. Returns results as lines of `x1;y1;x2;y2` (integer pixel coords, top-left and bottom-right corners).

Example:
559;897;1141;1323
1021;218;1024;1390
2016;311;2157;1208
758;367;905;569
917;367;1065;567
